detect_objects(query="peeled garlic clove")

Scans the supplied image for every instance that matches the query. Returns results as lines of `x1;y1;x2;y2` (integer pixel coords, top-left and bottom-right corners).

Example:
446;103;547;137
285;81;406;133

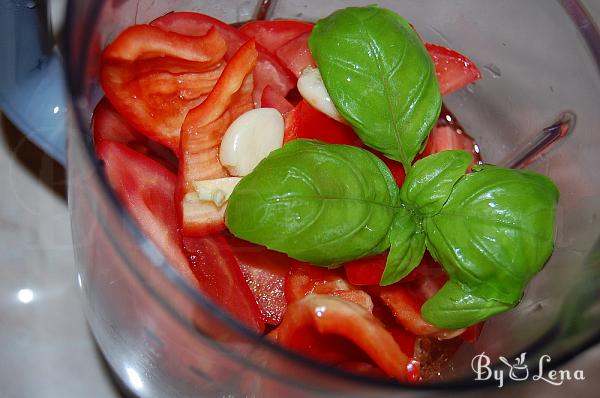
192;177;241;208
219;108;284;177
297;66;346;123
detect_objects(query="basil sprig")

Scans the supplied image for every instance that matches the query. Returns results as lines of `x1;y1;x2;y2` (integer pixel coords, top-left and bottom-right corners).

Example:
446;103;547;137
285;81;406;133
226;145;558;328
225;140;398;265
308;6;442;171
421;163;559;328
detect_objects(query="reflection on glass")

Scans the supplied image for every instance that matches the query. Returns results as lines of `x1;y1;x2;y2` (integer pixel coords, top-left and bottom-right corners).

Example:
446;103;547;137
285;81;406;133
17;288;34;304
126;366;144;390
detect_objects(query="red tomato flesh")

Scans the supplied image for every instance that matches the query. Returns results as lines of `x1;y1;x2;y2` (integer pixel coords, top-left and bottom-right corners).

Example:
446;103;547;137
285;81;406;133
183;235;264;333
239;20;313;54
96;140;192;281
426;43;482;96
275;32;316;78
92;98;178;172
225;235;291;325
260;85;294;114
97;141;264;333
285;100;362;145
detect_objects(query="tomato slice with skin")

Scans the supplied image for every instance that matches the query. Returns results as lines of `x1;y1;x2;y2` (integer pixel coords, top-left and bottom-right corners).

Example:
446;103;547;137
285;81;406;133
343;253;388;286
260;85;294;115
425;43;482;96
461;323;484;343
183;235;264;333
285;100;362;146
275;295;413;381
343;252;436;287
152;12;295;106
97;142;263;334
275;32;316;78
422;124;481;168
239;20;313;54
240;21;316;78
284;100;406;186
225;235;290;325
96;141;197;288
388;326;417;358
92;98;179;172
100;25;227;153
178;40;257;237
92;97;141;145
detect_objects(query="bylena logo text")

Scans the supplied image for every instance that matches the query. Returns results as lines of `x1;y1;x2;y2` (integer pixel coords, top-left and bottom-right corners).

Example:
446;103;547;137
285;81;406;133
471;352;585;388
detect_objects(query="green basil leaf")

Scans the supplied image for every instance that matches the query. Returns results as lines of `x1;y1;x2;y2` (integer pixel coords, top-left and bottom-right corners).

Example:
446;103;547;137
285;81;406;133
423;166;559;327
380;207;426;286
309;6;442;171
225;139;399;265
421;280;513;329
400;150;472;216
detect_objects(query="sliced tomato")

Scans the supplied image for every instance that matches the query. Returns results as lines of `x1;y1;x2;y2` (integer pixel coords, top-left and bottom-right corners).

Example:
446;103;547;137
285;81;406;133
239;20;313;54
92;97;141;145
92;98;179;172
426;43;482;96
344;253;387;286
260;85;294;114
178;40;257;237
275;295;412;381
461;323;484;343
421;106;481;169
275;32;316;78
285;100;362;146
388;326;417;358
183;235;264;333
251;56;296;106
283;100;407;187
343;252;434;287
152;12;295;105
96;141;197;287
100;25;227;153
225;235;291;325
282;106;300;143
423;124;478;159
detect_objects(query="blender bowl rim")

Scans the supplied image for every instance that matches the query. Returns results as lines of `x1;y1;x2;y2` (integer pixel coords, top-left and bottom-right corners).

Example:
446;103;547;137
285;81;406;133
62;0;600;392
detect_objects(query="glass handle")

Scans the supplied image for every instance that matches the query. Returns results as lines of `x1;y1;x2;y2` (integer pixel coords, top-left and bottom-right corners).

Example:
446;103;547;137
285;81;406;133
0;0;67;165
